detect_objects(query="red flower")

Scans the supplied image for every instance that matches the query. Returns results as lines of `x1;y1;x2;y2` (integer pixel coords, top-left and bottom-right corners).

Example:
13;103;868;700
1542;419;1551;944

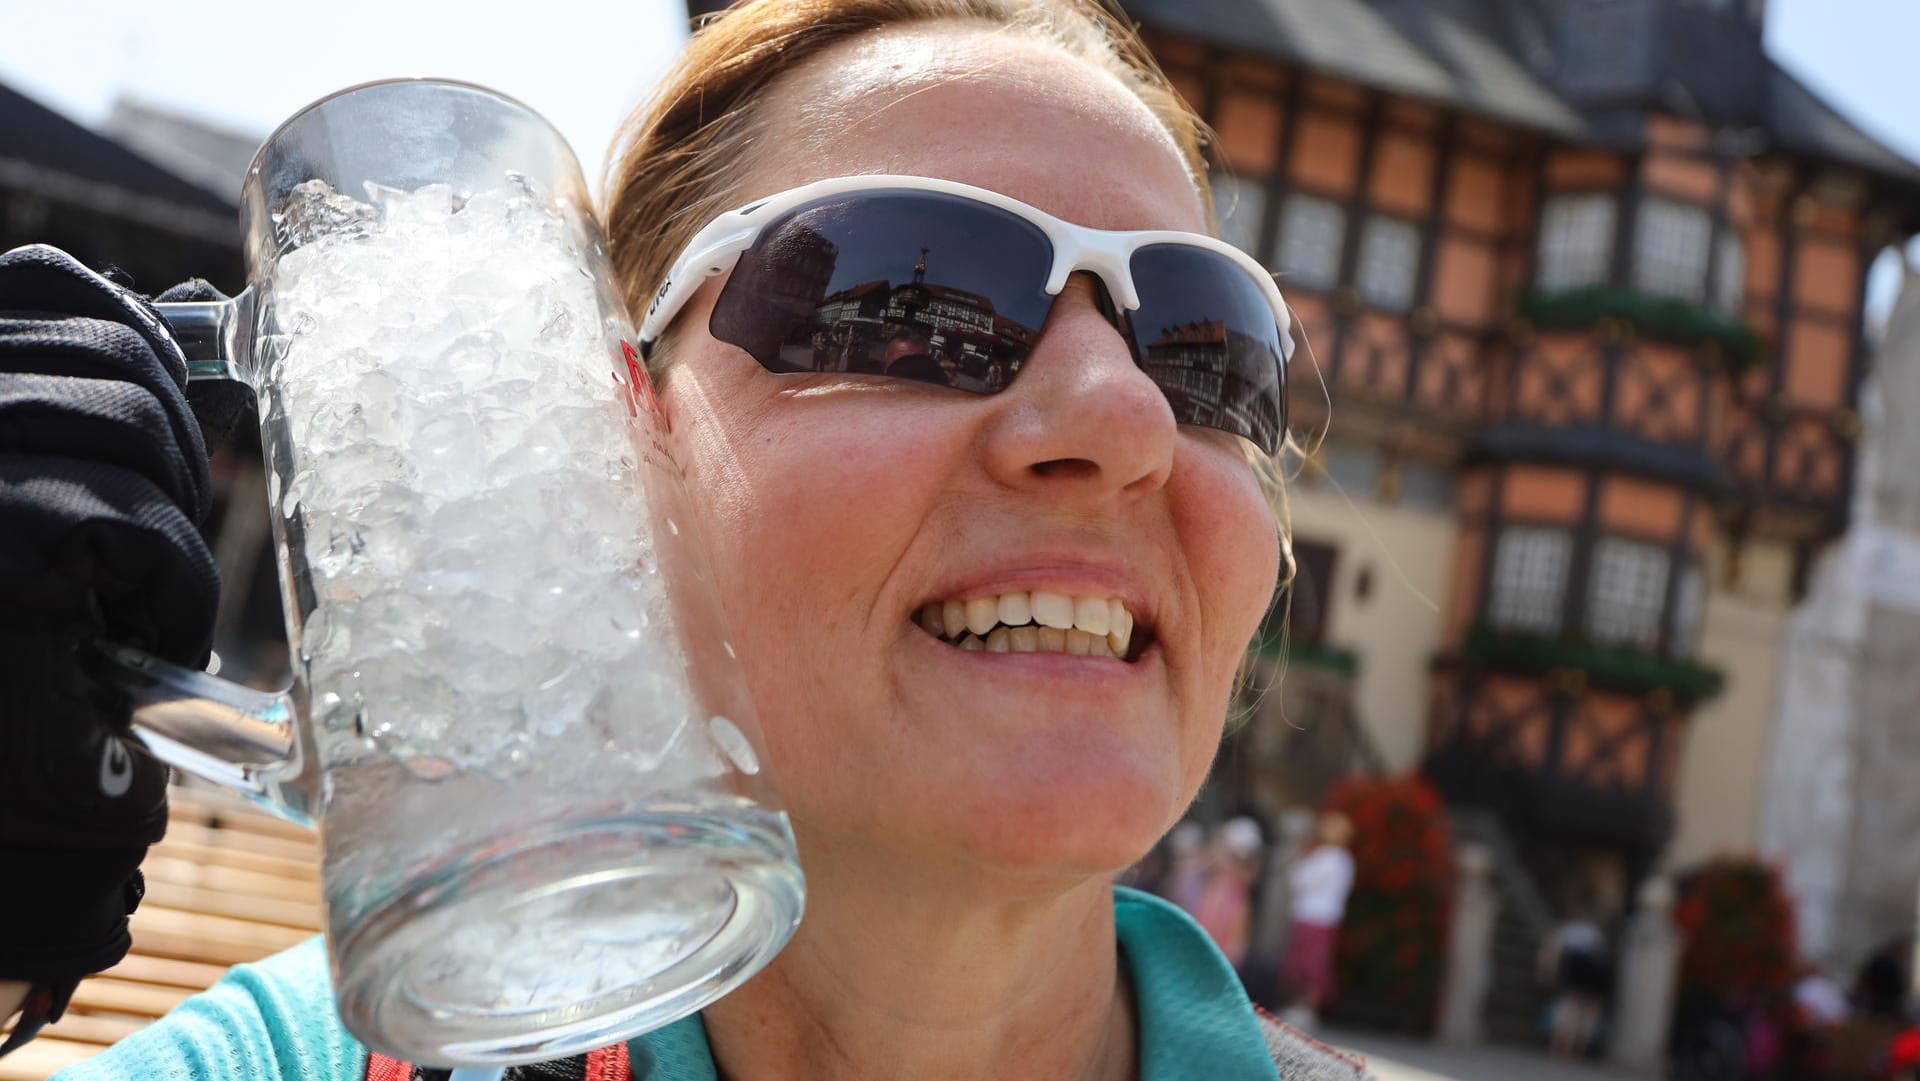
1676;856;1797;1000
1325;775;1453;1030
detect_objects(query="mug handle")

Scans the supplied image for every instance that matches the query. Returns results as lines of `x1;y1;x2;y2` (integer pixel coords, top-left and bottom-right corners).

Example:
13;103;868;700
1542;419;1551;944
89;293;317;828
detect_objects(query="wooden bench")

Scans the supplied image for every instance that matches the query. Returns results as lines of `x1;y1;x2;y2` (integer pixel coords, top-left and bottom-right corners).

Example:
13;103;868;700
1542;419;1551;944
0;783;323;1080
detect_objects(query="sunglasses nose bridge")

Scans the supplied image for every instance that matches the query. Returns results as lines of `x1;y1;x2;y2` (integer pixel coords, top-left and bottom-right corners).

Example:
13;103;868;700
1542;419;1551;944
1043;232;1140;312
1082;235;1140;311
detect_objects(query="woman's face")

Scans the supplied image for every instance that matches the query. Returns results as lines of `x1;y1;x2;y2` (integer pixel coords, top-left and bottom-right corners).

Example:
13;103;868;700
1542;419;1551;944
659;24;1280;881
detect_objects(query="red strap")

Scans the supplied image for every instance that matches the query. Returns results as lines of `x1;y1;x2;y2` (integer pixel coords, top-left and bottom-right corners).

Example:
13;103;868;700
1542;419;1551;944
364;1052;414;1081
586;1041;632;1081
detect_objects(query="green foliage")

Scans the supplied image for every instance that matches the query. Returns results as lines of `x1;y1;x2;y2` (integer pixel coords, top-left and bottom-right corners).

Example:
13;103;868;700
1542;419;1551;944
1519;287;1762;369
1462;624;1727;705
1325;775;1453;1032
1254;637;1362;676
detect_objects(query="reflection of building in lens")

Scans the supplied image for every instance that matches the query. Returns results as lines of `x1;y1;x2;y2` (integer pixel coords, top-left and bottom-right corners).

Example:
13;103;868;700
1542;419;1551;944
717;222;840;371
805;247;1038;389
744;222;838;315
1141;319;1281;443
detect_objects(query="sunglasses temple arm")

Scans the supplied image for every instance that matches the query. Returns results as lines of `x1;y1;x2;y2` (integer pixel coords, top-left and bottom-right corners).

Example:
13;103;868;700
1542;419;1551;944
637;228;757;348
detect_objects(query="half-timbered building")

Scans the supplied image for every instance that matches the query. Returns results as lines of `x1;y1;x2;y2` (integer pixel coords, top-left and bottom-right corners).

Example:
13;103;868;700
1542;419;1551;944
1126;0;1920;922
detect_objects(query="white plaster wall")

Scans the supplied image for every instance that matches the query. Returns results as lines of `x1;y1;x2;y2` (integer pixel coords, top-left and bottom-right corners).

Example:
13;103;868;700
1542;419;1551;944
1759;270;1920;968
1285;481;1457;773
1665;539;1793;873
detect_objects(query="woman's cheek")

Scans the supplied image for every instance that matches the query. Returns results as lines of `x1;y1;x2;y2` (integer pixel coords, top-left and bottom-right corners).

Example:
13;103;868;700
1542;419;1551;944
1180;447;1283;655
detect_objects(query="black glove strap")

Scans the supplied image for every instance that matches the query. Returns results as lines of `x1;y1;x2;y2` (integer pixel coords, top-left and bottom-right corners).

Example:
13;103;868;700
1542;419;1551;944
0;976;79;1058
0;846;147;986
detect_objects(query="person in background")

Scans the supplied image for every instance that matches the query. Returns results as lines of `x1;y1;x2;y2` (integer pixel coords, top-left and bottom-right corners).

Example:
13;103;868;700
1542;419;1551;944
1785;966;1849;1080
1192;816;1264;970
1793;966;1850;1027
1538;909;1610;1057
1163;819;1210;917
1855;935;1913;1020
1279;811;1355;1029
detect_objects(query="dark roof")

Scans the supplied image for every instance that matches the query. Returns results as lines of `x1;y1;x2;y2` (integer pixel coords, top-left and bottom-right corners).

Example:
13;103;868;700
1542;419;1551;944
1124;0;1920;187
0;81;236;217
1766;61;1920;185
1125;0;1589;137
100;98;262;202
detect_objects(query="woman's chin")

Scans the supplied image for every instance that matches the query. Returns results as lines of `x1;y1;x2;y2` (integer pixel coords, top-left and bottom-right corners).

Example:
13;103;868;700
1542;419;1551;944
934;752;1193;881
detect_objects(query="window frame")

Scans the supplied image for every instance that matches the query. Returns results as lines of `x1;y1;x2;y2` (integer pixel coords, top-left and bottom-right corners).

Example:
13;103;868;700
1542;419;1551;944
1275;192;1348;291
1712;228;1746;317
1632;195;1714;303
1535;192;1617;294
1267;537;1340;646
1586;535;1673;650
1486;525;1575;635
1667;560;1706;658
1211;173;1269;262
1355;214;1422;312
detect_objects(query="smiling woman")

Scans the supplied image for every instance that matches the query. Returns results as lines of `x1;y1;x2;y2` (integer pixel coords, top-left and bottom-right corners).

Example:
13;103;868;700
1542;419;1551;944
3;2;1366;1079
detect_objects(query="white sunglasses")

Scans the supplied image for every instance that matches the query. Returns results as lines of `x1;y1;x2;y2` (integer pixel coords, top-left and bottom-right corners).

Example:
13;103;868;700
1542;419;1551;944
639;174;1293;453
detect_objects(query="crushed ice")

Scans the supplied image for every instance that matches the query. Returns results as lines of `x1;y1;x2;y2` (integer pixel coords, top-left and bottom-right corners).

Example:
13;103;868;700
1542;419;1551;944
269;176;709;784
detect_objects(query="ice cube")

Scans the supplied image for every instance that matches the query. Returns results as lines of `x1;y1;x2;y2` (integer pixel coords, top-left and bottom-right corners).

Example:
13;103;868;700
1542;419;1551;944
266;173;701;784
273;179;380;249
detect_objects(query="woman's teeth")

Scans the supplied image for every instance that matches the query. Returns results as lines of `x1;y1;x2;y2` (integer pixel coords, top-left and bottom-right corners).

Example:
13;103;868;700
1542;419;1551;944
917;591;1134;659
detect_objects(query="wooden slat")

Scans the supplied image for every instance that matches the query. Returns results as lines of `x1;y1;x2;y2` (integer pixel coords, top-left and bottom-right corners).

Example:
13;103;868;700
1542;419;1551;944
98;954;231;991
33;1012;147;1047
165;790;318;844
0;1036;99;1081
62;978;192;1020
138;880;323;931
139;854;321;904
129;906;314;968
147;836;319;881
157;819;320;863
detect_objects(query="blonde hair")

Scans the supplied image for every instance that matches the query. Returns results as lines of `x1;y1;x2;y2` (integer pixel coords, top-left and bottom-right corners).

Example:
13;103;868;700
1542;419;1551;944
599;0;1294;675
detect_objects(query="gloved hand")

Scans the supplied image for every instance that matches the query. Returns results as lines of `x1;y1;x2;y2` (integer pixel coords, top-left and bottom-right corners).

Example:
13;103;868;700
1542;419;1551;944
0;244;221;1052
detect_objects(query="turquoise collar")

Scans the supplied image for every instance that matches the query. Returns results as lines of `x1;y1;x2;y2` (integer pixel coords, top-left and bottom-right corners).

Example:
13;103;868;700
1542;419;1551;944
626;886;1278;1080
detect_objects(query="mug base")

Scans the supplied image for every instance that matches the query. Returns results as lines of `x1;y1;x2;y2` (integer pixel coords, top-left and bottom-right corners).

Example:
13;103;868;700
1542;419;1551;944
328;801;803;1067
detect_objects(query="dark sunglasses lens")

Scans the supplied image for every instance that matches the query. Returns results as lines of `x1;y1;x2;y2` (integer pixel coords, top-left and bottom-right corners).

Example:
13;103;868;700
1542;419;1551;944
710;191;1054;392
1125;244;1288;453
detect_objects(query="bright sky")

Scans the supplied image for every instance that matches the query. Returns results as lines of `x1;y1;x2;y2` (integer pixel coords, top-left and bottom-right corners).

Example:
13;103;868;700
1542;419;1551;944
0;0;689;184
1;0;1915;308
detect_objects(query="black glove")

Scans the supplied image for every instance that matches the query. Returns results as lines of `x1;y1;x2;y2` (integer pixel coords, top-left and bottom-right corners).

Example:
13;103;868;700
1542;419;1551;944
0;245;221;1050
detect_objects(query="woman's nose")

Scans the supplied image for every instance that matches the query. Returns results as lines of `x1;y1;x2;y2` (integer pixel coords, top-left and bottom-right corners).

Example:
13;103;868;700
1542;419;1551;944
978;272;1177;498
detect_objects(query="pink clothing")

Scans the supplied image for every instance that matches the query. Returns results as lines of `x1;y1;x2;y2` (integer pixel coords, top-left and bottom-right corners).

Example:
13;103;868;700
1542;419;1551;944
1283;920;1341;1009
1167;864;1210;918
1192;870;1254;967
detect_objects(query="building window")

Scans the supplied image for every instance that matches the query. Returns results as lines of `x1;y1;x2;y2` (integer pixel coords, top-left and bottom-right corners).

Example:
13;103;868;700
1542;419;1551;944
1714;230;1746;316
1535;193;1616;293
1670;563;1705;656
1587;537;1671;649
1487;527;1572;634
1212;174;1267;259
1356;216;1421;311
1633;196;1713;303
1267;538;1339;645
1276;194;1347;290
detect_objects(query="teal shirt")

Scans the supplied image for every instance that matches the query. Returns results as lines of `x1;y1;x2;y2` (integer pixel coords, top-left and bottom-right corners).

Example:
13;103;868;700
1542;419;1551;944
54;888;1280;1080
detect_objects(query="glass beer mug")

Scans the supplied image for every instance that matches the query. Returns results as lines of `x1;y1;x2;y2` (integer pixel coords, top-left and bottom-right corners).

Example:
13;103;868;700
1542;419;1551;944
102;78;804;1066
